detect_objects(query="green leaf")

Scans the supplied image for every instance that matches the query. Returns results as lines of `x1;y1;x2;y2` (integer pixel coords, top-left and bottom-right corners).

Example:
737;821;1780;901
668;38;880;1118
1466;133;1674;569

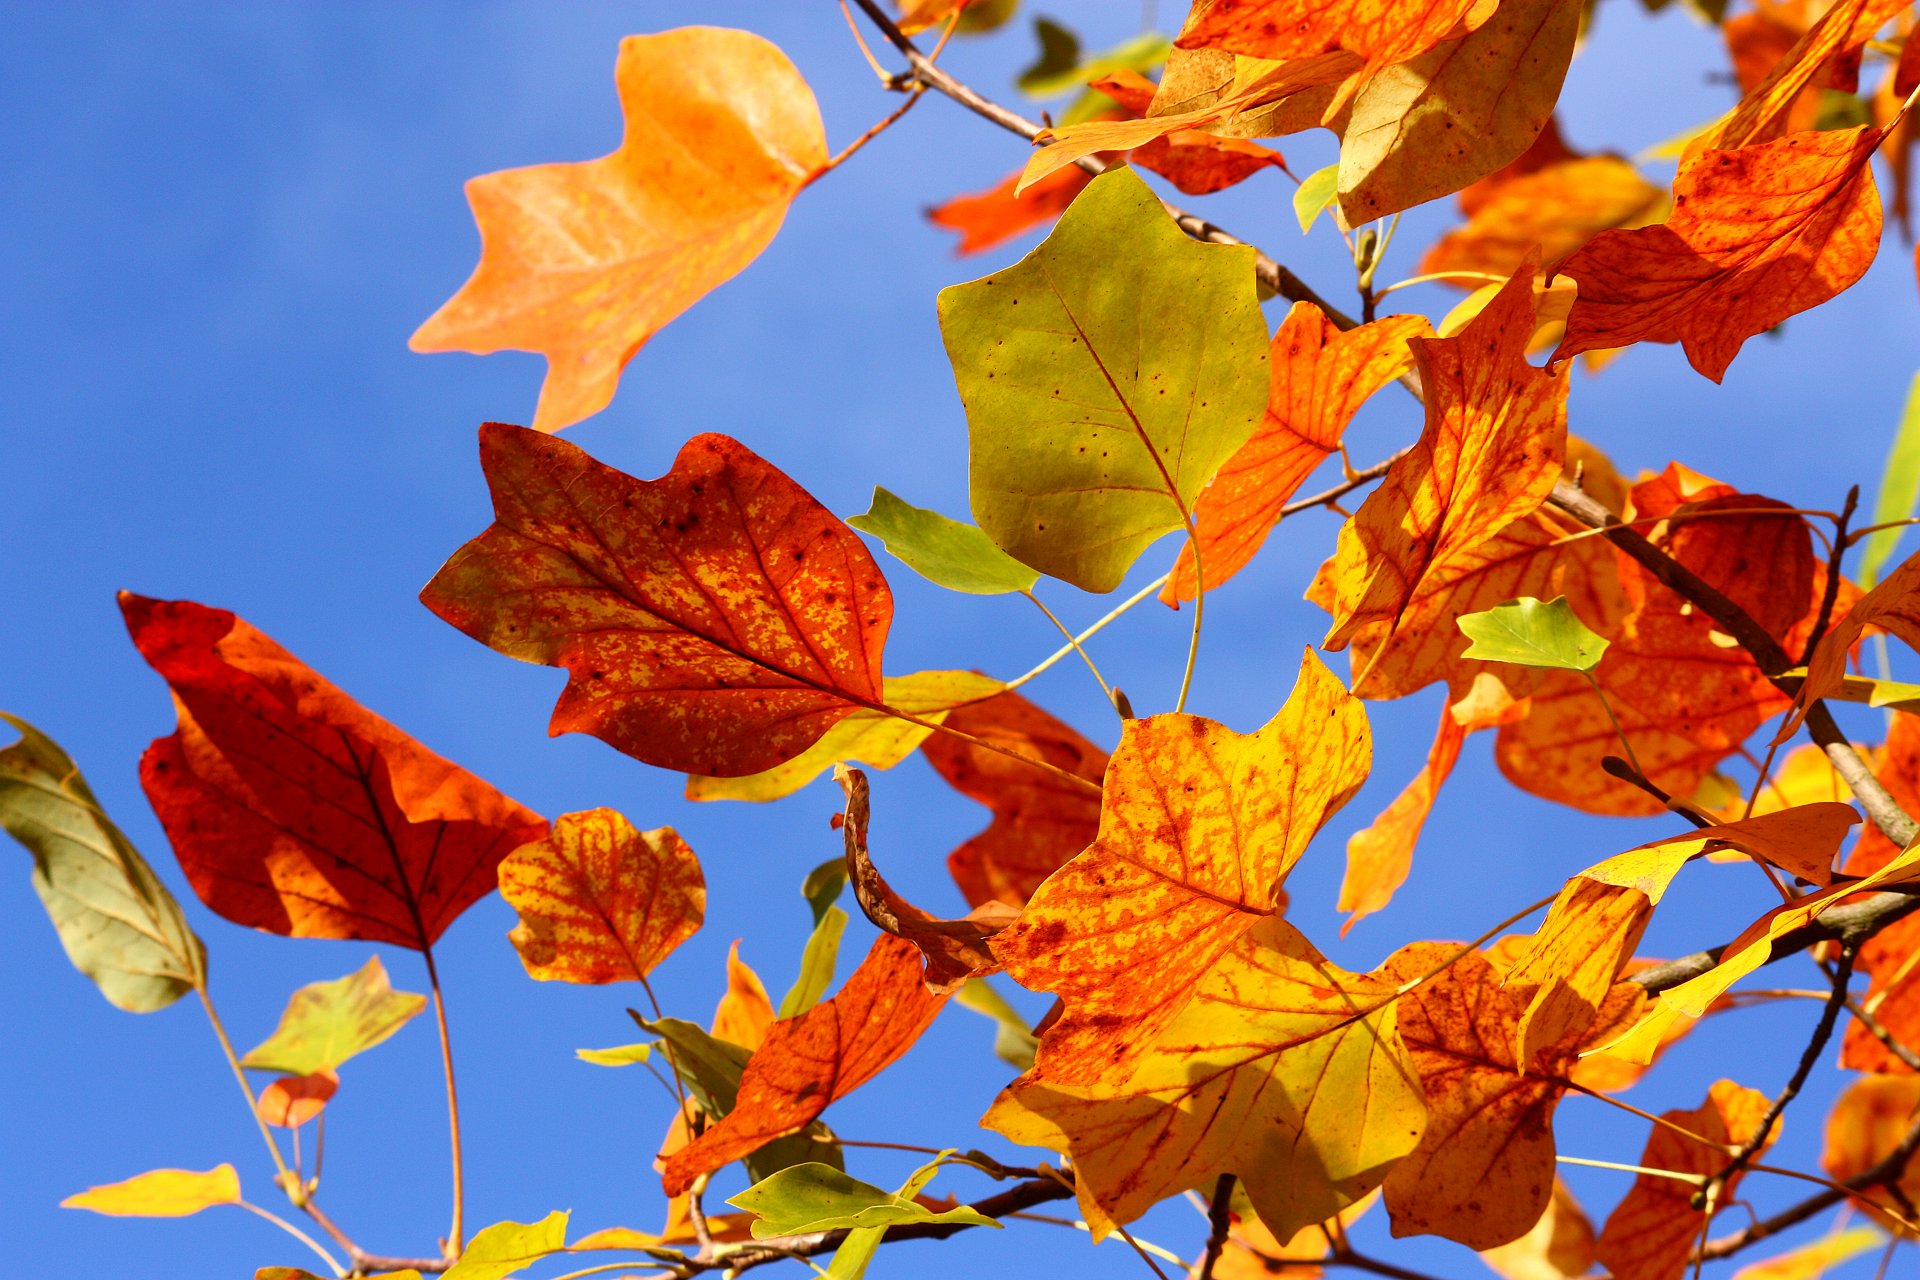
1859;371;1920;588
575;1042;652;1067
0;712;205;1012
954;0;1019;34
241;956;427;1076
443;1211;568;1280
1015;18;1080;96
940;167;1269;593
1293;163;1340;234
848;490;1039;595
953;977;1038;1070
1457;597;1610;673
728;1158;999;1239
802;857;848;927
780;905;848;1019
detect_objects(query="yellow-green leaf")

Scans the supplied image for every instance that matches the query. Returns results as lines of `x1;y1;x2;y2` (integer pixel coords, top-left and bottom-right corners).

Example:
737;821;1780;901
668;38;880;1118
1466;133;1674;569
727;1159;998;1238
848;490;1040;595
443;1211;568;1280
1859;371;1920;588
955;977;1039;1070
1457;596;1609;673
575;1043;652;1067
241;956;427;1077
1293;163;1340;233
62;1165;241;1217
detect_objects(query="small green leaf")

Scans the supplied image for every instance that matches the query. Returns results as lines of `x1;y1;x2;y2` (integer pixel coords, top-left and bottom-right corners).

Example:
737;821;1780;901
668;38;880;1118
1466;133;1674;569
1;712;205;1012
1859;371;1920;589
802;857;848;926
849;490;1039;595
1813;89;1871;132
1868;678;1920;710
241;956;427;1076
1292;163;1340;234
1017;24;1169;103
954;978;1038;1070
1457;597;1610;673
1015;18;1081;96
727;1159;998;1239
443;1211;568;1280
780;905;848;1019
574;1042;652;1067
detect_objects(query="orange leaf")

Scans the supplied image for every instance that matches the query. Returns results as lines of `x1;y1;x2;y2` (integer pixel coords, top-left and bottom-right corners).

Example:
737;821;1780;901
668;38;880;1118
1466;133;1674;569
1478;1178;1597;1280
1822;1072;1920;1230
1176;0;1493;69
420;424;892;778
410;29;827;433
1841;714;1920;1073
919;688;1108;911
1699;0;1903;152
836;766;1007;993
983;916;1425;1243
712;941;775;1053
1421;155;1666;285
497;809;703;985
1164;305;1428;607
1091;70;1291;197
255;1071;338;1129
927;164;1094;256
1316;264;1569;687
1380;945;1640;1250
1800;546;1920;731
1213;1193;1380;1280
659;933;946;1195
1595;1081;1774;1280
122;595;547;949
992;651;1368;1086
1550;126;1885;382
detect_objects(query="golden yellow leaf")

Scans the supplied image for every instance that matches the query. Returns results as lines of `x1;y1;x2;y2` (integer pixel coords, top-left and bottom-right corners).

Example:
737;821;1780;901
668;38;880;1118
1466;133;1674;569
62;1165;242;1217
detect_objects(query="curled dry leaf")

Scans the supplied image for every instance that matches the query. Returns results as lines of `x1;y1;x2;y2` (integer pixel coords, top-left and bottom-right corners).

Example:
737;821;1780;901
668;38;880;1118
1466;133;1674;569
992;650;1368;1086
122;594;547;950
421;424;891;778
984;916;1424;1244
410;28;827;432
835;766;1010;993
660;933;947;1195
920;687;1108;910
498;809;704;985
1163;304;1429;607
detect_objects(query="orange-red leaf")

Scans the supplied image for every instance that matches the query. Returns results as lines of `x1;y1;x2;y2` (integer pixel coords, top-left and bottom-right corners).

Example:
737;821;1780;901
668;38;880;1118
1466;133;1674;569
420;424;892;778
497;809;704;985
1164;305;1428;606
659;933;946;1194
1421;156;1666;284
1176;0;1491;68
122;595;547;949
1822;1072;1920;1229
927;164;1094;256
1800;545;1920;729
410;29;827;433
256;1071;338;1129
1550;126;1885;382
1595;1081;1774;1280
1700;0;1905;152
992;651;1368;1086
1090;70;1290;197
920;688;1108;911
1841;714;1920;1073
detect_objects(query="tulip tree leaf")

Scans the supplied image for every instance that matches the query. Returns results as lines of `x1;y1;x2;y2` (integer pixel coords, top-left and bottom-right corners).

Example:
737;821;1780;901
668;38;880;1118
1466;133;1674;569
728;1157;999;1238
241;956;428;1076
849;489;1040;595
1458;597;1610;674
1860;371;1920;588
443;1211;568;1280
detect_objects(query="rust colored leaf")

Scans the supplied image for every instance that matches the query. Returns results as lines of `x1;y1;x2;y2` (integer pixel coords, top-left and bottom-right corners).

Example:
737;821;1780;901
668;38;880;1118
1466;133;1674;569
1380;945;1640;1250
1822;1072;1920;1229
920;688;1108;911
420;424;891;778
660;933;946;1195
1164;305;1428;606
1800;546;1920;727
410;29;827;432
1316;265;1569;688
497;809;704;985
1699;0;1902;152
835;766;1009;994
1090;70;1289;197
1176;0;1492;68
1478;1179;1596;1280
712;941;776;1053
122;595;547;949
928;163;1093;256
256;1071;338;1129
1421;156;1667;284
993;651;1368;1086
1213;1193;1379;1280
1550;126;1886;382
984;916;1425;1244
1724;11;1826;140
1595;1081;1774;1280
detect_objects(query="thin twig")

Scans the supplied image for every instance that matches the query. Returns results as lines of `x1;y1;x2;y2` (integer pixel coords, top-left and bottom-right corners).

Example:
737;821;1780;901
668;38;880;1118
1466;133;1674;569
237;1200;346;1277
1196;1174;1236;1280
421;944;465;1257
1800;485;1860;666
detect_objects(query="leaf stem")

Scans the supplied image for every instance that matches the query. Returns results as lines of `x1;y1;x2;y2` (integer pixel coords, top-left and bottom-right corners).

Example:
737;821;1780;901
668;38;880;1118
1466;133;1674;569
236;1199;346;1276
1175;517;1205;714
196;985;292;1185
422;943;465;1257
1006;573;1170;691
1021;589;1116;708
1581;670;1648;782
806;85;926;187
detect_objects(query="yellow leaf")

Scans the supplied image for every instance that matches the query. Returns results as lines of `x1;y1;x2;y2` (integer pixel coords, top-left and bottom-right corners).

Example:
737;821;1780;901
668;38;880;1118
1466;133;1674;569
63;1165;241;1217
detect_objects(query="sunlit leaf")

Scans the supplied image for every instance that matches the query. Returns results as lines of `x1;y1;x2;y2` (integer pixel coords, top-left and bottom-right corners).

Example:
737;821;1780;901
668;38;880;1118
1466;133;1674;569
713;941;776;1052
1859;371;1920;588
848;489;1039;595
442;1211;568;1280
728;1159;996;1237
255;1070;338;1129
241;956;427;1077
1731;1228;1885;1280
780;859;850;1018
1457;596;1610;673
62;1165;241;1218
575;1043;652;1067
1293;162;1340;232
1823;1072;1920;1230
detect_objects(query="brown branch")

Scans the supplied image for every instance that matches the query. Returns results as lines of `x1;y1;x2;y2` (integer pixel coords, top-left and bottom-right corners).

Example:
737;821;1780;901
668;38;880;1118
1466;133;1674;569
297;1199;448;1275
1196;1174;1236;1280
1631;889;1920;995
1799;484;1859;666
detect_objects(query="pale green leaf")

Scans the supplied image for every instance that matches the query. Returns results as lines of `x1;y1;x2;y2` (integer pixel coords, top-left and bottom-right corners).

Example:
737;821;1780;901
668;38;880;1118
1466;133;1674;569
940;167;1269;593
848;490;1039;595
1858;371;1920;589
443;1211;568;1280
728;1159;998;1239
1293;163;1340;234
1457;597;1609;674
954;977;1038;1070
1;712;205;1012
1015;18;1080;96
574;1042;652;1067
241;956;427;1076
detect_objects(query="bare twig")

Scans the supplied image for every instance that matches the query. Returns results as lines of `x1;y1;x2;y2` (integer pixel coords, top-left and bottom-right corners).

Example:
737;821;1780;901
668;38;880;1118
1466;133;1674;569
1799;484;1859;666
1196;1174;1236;1280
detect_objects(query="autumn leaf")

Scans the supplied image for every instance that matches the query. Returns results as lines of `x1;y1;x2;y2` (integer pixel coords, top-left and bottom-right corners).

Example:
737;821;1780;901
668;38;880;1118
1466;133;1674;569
727;1159;996;1237
420;424;892;778
941;167;1270;593
713;941;776;1052
1822;1072;1920;1230
1316;264;1569;688
1730;1229;1887;1280
256;1070;338;1129
1840;714;1920;1073
241;956;427;1076
1336;0;1580;223
1087;70;1290;197
1421;155;1666;287
1478;1178;1597;1280
920;687;1108;910
62;1165;242;1217
1698;0;1903;152
1212;1191;1379;1280
0;712;205;1012
836;767;1008;993
443;1211;568;1280
1594;1081;1773;1280
928;164;1094;256
1176;0;1493;69
122;594;547;949
410;28;827;432
497;809;704;985
847;490;1039;596
992;650;1368;1085
1799;545;1920;729
1163;305;1428;606
660;933;947;1195
984;916;1424;1244
1550;126;1886;382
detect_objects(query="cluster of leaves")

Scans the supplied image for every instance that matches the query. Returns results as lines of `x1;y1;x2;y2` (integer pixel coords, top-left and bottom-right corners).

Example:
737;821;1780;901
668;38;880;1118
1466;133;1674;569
14;2;1920;1279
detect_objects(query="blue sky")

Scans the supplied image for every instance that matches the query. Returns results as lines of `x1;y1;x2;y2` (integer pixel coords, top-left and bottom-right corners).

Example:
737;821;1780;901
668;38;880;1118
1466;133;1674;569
5;3;1920;1278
